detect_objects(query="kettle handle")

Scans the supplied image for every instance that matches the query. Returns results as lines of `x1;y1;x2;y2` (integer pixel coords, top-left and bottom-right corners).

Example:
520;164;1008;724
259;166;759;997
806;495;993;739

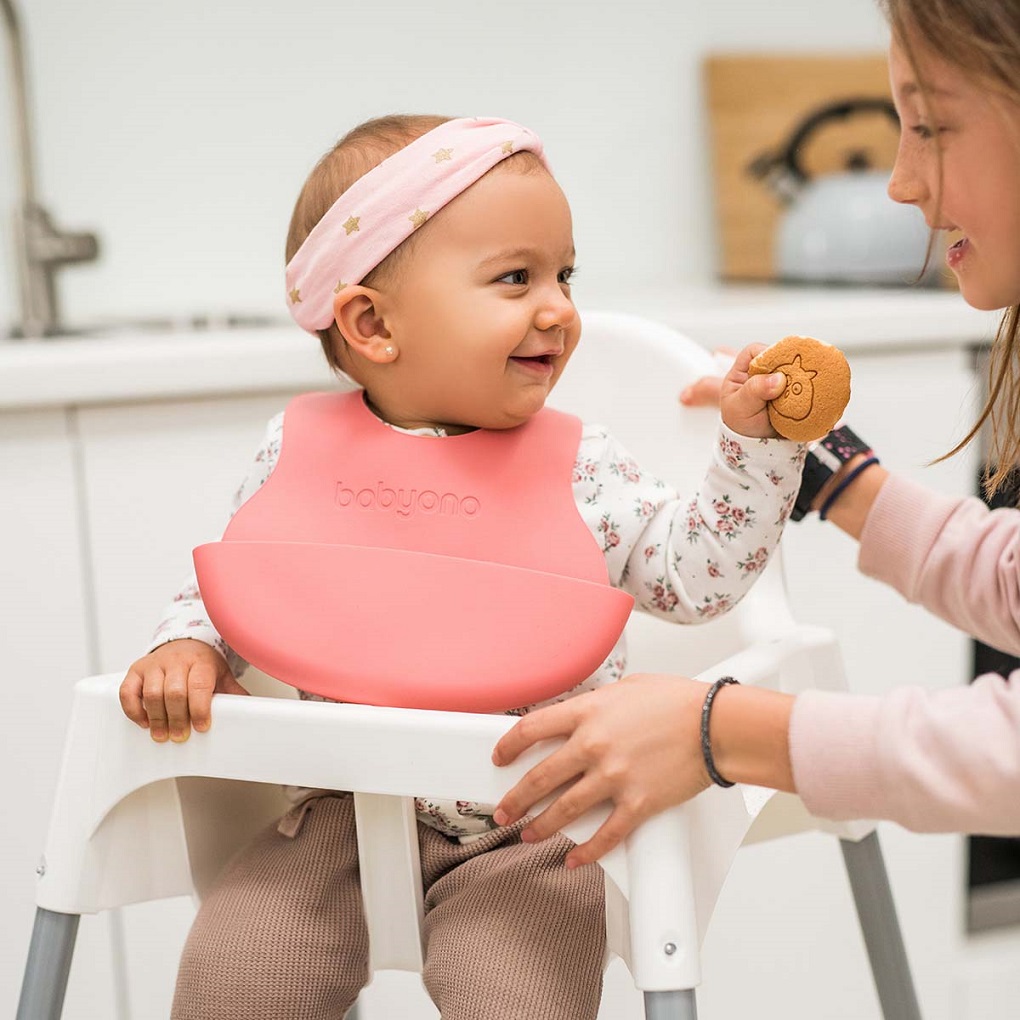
777;96;899;184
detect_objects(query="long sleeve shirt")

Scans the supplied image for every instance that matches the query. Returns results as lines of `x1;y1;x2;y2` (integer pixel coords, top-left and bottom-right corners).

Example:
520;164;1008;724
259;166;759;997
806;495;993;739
790;474;1020;834
153;405;805;837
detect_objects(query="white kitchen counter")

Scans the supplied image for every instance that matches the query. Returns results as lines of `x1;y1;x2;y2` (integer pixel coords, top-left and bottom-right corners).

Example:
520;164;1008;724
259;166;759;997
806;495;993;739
0;322;329;410
0;284;1001;411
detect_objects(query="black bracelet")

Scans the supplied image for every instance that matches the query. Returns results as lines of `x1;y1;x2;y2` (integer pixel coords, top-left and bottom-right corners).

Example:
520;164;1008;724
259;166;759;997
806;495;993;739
700;676;740;788
818;456;880;521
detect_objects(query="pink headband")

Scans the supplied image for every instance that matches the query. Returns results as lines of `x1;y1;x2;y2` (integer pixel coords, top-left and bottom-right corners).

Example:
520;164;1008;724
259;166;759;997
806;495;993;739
285;116;549;334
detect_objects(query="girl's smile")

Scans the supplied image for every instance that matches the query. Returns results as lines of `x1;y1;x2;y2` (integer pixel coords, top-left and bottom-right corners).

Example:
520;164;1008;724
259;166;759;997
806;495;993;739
945;236;970;271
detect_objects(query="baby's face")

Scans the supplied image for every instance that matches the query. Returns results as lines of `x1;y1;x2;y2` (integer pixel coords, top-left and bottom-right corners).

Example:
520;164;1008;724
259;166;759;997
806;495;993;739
365;165;580;433
887;31;1020;311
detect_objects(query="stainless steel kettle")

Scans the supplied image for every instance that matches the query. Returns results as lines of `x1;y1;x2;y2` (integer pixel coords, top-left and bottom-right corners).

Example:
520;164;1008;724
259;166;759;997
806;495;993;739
748;97;934;286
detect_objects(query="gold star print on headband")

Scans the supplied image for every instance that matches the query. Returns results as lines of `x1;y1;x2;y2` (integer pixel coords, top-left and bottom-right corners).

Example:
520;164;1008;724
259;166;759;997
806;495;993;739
409;208;429;229
432;147;453;163
334;281;348;294
289;288;301;304
342;216;360;236
501;141;514;154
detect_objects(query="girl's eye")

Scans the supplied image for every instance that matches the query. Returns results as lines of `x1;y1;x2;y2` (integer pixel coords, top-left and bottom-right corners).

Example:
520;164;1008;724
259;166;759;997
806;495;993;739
558;266;577;285
497;269;529;285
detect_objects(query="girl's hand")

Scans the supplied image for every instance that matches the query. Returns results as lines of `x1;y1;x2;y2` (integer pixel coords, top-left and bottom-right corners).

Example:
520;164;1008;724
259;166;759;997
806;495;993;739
120;638;248;743
716;344;787;439
491;674;712;868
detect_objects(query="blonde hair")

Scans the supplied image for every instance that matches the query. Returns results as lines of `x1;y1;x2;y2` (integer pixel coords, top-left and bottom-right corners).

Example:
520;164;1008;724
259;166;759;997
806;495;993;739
879;0;1020;495
286;114;548;376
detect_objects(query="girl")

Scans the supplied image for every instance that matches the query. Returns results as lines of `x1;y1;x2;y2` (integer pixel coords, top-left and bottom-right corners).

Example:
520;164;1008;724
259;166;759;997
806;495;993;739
492;0;1020;869
120;115;799;1019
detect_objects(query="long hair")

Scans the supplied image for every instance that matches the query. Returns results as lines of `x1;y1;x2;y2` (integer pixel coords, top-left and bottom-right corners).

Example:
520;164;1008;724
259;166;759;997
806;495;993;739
879;0;1020;495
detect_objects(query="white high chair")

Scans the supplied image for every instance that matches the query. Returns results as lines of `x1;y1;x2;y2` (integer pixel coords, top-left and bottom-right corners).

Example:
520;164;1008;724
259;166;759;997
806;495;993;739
18;311;921;1020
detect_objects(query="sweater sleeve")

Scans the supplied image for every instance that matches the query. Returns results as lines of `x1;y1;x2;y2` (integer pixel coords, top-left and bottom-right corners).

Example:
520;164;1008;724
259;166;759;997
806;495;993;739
574;422;805;622
146;411;285;677
790;673;1020;833
859;473;1020;656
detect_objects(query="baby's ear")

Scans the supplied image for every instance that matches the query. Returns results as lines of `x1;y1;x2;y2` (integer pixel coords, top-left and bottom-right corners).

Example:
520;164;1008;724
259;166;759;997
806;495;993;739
333;286;394;364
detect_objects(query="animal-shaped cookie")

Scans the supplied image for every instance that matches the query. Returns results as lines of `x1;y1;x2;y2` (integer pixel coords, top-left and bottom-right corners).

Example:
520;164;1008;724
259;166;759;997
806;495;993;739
747;335;851;442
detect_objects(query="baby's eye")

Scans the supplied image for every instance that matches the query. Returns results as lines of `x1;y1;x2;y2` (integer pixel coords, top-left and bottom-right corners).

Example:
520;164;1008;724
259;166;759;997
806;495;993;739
497;269;529;286
558;266;577;285
910;124;935;140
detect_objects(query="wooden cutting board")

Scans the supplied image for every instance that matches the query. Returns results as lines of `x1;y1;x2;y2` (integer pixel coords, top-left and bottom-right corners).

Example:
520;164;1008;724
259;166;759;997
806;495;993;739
703;53;952;286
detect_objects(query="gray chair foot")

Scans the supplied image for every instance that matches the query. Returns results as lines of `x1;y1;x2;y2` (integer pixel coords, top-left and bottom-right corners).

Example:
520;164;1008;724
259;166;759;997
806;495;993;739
17;907;80;1020
644;988;697;1020
841;832;923;1020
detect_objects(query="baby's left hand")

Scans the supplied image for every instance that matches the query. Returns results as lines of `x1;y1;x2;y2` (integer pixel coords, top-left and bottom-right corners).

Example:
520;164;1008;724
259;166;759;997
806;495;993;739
716;344;787;439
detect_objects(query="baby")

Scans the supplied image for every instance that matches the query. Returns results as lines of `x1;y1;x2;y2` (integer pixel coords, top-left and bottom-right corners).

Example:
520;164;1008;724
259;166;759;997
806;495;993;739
121;114;801;1020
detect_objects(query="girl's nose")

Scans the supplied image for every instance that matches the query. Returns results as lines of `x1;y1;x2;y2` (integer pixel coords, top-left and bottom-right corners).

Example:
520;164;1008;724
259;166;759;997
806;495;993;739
887;165;915;205
887;141;926;208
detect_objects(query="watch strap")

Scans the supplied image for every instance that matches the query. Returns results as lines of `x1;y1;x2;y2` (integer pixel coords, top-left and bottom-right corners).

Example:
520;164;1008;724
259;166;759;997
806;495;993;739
792;425;872;521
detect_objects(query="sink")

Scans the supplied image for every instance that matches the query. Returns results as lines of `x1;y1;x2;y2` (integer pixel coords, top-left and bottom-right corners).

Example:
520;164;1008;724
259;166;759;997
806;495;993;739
6;313;286;341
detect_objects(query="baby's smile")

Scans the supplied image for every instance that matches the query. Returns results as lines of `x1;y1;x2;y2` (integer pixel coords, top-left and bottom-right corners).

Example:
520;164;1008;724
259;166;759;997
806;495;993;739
509;350;559;375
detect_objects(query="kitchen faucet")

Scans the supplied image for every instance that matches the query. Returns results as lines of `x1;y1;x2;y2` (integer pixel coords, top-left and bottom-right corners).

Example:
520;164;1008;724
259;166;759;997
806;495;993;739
2;0;99;338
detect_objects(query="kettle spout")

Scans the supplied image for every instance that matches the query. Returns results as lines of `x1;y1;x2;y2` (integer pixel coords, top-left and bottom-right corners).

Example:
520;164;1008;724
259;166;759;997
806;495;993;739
746;149;802;205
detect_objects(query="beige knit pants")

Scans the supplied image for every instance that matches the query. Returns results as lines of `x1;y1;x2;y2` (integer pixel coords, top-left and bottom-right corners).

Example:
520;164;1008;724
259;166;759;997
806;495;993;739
171;793;606;1020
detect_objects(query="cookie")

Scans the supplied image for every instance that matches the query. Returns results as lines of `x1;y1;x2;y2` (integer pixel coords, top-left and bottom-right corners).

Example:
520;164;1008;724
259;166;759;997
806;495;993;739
748;335;851;442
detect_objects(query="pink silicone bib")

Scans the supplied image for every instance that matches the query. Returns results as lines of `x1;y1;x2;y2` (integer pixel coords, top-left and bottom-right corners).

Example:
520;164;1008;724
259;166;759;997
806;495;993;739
194;392;633;712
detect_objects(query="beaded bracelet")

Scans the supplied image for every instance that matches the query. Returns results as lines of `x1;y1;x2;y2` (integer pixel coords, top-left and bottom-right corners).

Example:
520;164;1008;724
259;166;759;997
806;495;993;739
700;676;740;788
818;455;880;521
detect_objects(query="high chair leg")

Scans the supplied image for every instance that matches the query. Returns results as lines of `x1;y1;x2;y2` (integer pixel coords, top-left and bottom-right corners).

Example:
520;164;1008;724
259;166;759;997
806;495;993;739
644;989;697;1019
17;907;79;1020
840;832;922;1020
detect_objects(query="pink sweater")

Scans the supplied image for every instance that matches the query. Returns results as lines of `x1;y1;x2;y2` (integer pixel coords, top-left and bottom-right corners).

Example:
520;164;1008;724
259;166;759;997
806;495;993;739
789;474;1020;834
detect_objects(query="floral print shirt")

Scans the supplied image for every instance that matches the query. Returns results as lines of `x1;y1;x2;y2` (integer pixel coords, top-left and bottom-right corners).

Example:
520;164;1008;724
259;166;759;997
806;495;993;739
150;408;806;839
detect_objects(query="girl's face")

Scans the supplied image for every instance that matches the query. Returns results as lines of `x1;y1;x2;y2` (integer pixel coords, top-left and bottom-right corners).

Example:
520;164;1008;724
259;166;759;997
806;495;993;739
364;166;580;434
888;32;1020;310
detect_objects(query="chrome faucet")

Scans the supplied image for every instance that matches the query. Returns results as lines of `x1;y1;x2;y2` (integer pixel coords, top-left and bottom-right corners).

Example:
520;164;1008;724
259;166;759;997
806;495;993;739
2;0;99;338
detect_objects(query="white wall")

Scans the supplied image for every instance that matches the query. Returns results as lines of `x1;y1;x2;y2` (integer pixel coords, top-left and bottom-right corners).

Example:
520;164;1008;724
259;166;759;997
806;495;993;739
0;0;887;334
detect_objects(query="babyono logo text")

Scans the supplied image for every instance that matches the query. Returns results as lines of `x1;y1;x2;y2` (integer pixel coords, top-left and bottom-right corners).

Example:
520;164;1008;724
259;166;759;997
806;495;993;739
335;481;481;519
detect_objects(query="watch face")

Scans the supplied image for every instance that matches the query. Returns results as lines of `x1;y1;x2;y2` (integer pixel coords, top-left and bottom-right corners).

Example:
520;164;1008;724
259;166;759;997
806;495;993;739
821;426;870;462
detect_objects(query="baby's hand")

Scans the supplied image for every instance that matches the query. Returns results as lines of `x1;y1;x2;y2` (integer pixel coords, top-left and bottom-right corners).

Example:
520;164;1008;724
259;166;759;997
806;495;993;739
679;347;733;409
120;639;248;743
717;344;786;439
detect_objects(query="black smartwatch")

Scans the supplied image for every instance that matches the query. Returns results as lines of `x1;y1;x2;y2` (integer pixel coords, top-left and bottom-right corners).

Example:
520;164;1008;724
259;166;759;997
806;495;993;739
792;425;873;521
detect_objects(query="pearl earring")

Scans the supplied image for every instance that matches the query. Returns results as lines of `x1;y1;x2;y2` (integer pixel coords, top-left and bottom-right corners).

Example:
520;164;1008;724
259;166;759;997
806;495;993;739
384;345;395;357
